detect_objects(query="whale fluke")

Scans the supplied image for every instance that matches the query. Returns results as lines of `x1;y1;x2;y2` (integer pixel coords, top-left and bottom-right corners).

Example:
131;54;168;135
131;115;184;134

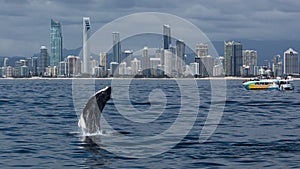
78;86;111;134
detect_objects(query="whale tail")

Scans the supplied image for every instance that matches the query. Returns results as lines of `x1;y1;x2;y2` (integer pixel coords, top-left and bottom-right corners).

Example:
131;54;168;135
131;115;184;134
78;86;111;135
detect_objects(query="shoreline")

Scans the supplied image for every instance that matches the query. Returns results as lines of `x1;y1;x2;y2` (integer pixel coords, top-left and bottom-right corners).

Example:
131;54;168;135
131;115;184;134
1;77;300;80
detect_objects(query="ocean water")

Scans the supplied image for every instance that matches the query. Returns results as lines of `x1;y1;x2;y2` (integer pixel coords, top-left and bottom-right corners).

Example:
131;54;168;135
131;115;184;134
0;79;300;168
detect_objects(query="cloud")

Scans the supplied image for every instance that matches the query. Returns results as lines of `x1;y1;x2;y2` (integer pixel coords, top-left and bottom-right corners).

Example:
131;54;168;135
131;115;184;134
0;0;300;56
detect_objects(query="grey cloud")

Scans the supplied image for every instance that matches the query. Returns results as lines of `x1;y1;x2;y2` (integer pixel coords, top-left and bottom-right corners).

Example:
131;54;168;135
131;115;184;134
0;0;300;56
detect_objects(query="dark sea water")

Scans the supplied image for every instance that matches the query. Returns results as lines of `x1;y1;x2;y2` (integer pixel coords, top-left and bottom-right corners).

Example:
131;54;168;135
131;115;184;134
0;79;300;168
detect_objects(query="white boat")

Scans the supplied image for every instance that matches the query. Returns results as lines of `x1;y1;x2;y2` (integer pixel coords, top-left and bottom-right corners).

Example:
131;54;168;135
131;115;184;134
242;76;294;91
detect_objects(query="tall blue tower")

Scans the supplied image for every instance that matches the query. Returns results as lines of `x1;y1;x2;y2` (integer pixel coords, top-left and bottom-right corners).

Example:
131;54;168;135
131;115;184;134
50;19;63;68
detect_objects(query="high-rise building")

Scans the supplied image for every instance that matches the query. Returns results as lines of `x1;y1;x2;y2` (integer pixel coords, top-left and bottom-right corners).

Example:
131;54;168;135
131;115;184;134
142;46;149;70
3;57;9;67
224;41;243;76
112;32;121;63
38;46;50;76
110;62;119;77
0;67;3;77
163;24;171;50
195;43;208;57
6;66;12;77
176;40;186;75
284;48;299;75
20;65;30;77
59;60;68;76
164;49;173;76
189;62;199;76
242;50;258;76
124;50;133;66
155;48;164;66
150;58;161;77
194;43;213;77
83;17;91;74
273;54;283;77
29;57;38;76
89;57;98;75
212;57;225;77
118;62;127;76
50;19;63;68
131;58;141;75
67;55;81;76
100;52;108;75
195;55;214;77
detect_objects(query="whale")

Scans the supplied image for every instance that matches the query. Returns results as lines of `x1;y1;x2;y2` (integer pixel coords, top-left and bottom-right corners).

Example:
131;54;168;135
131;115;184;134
78;86;111;134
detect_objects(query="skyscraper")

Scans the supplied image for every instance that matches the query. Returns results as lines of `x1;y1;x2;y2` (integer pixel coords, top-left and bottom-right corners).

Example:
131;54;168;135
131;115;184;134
195;55;214;77
284;48;299;74
67;55;81;76
112;32;121;63
131;58;141;75
176;40;186;75
83;17;91;74
224;41;243;76
142;46;149;70
163;24;171;50
164;49;172;76
50;19;63;68
38;46;50;76
273;54;283;77
3;57;9;67
242;50;258;76
195;43;208;57
100;52;107;74
30;56;38;76
124;50;133;66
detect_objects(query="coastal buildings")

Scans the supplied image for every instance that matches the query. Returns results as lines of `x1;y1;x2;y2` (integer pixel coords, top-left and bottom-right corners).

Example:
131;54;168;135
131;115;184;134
2;15;300;79
83;17;91;75
224;41;243;76
284;48;299;75
50;19;63;68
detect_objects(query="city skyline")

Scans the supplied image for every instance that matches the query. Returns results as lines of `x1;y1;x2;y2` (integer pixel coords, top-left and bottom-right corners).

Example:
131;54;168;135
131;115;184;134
1;0;300;57
1;16;300;78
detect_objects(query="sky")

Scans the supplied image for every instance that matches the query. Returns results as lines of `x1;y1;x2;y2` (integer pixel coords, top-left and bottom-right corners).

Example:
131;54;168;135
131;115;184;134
1;0;300;57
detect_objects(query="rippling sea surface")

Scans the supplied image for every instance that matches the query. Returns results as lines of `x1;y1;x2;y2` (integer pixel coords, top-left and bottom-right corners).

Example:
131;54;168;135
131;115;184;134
0;79;300;168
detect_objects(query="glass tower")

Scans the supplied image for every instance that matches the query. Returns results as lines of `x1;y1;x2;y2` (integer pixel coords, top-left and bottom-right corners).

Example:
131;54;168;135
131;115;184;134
112;32;121;63
224;41;243;76
163;24;171;50
50;19;63;68
176;40;185;74
38;46;50;76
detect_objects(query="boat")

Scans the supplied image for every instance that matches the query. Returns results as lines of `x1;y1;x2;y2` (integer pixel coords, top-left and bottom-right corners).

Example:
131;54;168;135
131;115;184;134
242;76;294;91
